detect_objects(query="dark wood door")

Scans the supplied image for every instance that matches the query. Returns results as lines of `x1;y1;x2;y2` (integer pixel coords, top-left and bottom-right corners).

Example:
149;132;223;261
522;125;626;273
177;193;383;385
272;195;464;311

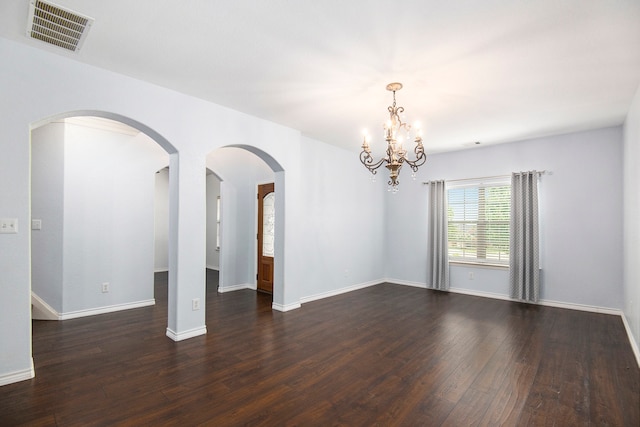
257;183;275;294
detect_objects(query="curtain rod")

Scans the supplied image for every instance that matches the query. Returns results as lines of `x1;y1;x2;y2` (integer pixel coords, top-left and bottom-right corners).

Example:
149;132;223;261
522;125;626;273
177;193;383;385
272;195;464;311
423;170;547;185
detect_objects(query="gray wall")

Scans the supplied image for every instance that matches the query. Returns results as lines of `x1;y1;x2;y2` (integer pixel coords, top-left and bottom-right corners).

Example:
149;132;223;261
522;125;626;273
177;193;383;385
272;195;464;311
385;126;624;310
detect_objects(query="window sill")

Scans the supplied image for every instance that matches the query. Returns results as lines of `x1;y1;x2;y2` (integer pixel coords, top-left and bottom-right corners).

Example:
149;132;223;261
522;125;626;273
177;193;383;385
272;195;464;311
449;261;508;270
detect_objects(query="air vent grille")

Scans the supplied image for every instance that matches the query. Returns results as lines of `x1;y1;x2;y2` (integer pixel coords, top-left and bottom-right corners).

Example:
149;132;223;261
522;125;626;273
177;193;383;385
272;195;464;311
27;0;93;52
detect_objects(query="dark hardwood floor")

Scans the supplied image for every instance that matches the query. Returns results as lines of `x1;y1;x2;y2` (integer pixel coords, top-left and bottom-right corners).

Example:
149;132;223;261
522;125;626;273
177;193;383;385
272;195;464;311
1;271;638;426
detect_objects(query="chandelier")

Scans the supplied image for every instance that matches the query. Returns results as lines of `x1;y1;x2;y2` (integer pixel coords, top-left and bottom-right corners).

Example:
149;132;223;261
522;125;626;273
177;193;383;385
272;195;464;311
360;82;427;192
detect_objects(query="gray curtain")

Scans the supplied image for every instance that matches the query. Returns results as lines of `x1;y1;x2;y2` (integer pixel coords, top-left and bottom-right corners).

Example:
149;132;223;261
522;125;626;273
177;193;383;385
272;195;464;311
427;180;449;290
509;171;540;302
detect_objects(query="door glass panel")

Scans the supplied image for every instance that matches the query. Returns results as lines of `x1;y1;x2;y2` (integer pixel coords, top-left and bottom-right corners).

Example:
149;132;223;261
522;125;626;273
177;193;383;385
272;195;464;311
262;192;275;257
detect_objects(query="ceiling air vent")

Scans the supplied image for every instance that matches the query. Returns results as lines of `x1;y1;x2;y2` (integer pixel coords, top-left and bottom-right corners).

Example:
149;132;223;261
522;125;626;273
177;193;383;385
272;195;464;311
26;0;94;52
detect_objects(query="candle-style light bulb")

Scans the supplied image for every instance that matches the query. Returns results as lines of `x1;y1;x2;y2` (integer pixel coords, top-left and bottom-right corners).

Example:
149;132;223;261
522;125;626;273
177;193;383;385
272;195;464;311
414;121;423;141
361;129;371;152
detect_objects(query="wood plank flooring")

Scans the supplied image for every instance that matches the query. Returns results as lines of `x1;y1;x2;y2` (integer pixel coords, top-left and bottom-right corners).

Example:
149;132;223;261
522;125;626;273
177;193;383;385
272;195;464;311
1;271;638;426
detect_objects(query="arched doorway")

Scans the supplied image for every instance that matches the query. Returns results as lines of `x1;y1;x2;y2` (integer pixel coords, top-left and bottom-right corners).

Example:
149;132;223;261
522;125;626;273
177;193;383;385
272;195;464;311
206;145;286;309
30;111;174;325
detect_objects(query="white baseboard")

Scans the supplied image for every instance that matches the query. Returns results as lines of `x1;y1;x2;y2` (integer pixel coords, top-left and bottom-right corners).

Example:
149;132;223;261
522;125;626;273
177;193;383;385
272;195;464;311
166;326;207;341
385;279;624;315
218;283;253;293
32;293;156;321
0;358;34;387
447;286;513;301
383;278;428;289
272;301;301;312
157;267;220;273
31;292;61;320
448;286;623;316
300;279;381;305
621;313;640;368
536;298;622;316
60;299;155;320
221;279;381;312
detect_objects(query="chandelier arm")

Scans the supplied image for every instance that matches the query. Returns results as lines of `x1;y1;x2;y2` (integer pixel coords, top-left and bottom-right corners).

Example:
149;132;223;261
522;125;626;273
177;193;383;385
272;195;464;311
405;141;427;166
404;153;427;172
360;150;386;174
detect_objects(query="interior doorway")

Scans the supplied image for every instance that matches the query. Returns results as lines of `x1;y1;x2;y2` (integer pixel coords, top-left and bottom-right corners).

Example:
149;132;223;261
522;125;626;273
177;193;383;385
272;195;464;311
205;145;285;308
257;183;275;295
30;114;170;321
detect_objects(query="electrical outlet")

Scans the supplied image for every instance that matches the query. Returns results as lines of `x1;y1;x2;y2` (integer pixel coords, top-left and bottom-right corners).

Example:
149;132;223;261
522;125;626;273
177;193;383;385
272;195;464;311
468;272;474;280
192;298;200;311
101;282;110;293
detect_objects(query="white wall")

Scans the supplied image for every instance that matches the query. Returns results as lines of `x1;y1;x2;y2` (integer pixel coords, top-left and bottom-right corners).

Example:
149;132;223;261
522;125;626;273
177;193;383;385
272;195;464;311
297;136;387;300
386;127;624;310
623;84;640;359
31;123;65;312
62;122;169;313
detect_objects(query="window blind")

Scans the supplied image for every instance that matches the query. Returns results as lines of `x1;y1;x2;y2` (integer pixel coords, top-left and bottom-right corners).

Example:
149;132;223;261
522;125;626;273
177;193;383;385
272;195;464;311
447;180;510;265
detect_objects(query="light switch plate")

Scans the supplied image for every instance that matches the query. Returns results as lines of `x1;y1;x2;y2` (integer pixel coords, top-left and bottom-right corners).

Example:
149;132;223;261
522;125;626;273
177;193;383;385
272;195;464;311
32;219;42;230
0;218;18;234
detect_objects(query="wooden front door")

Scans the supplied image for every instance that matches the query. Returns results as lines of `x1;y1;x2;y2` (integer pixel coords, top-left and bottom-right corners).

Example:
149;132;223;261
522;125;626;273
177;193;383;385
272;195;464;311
257;183;275;294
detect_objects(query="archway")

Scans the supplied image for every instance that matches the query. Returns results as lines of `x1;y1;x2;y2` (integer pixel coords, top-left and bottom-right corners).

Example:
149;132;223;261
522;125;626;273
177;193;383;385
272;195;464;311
30;111;174;326
206;145;286;309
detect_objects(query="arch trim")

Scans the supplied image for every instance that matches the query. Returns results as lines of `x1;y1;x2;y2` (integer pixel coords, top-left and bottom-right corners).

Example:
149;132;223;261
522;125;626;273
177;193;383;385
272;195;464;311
30;110;177;154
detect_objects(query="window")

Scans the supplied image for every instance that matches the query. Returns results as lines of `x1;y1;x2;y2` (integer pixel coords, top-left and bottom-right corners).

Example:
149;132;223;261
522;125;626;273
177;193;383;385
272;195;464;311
447;179;510;266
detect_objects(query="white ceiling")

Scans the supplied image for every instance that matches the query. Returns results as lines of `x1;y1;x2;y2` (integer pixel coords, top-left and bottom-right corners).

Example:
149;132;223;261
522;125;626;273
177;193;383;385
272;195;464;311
2;0;639;153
